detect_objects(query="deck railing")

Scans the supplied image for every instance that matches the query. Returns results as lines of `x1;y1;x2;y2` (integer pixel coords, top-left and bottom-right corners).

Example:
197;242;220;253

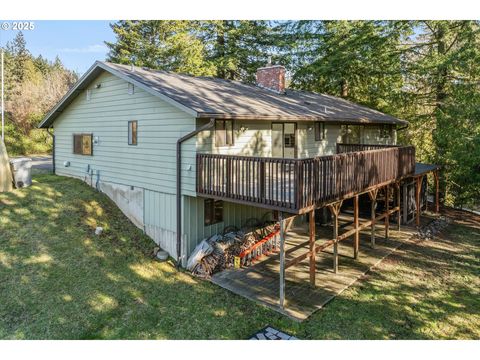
196;145;416;213
336;143;399;153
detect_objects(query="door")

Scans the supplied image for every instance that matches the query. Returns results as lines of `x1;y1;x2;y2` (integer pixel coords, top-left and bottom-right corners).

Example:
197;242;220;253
271;122;297;158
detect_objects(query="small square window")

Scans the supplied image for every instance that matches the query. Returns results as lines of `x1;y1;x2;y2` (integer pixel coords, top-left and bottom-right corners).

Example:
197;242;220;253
314;122;325;141
204;199;223;226
215;120;234;147
86;89;92;101
73;134;93;155
128;83;134;95
128;121;137;145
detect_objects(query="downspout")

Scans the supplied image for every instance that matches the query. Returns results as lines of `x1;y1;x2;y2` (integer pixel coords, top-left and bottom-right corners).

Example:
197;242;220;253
46;127;55;174
176;118;215;267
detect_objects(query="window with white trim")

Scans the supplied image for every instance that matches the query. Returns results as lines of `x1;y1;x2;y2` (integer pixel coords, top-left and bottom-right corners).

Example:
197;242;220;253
128;121;138;145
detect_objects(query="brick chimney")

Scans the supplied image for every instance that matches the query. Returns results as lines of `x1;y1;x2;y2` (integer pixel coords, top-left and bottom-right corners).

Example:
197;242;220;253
256;65;286;94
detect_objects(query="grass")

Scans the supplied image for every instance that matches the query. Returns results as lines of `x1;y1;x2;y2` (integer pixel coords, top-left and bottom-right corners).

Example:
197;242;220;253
0;175;479;339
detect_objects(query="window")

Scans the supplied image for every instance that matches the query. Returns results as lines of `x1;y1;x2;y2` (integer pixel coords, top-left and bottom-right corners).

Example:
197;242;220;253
341;125;363;144
86;89;92;101
128;83;135;95
128;121;138;145
204;199;223;226
73;134;93;155
381;124;391;139
314;122;325;141
215;120;234;147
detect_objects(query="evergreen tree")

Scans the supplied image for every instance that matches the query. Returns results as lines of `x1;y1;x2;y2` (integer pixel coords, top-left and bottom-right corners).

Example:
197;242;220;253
199;20;276;82
106;20;278;82
106;20;214;76
6;32;30;83
404;21;480;206
285;21;411;114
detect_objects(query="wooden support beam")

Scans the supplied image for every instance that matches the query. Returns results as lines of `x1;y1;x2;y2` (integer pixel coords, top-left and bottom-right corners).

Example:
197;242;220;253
434;170;440;213
309;210;316;287
354;195;359;260
333;210;339;274
328;201;342;274
368;189;378;248
285;216;295;233
415;175;424;227
396;182;401;231
284;206;399;270
279;212;285;309
385;186;389;239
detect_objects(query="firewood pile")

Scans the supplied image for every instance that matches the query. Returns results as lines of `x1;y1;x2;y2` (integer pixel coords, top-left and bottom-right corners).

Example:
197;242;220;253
414;215;451;240
187;218;276;278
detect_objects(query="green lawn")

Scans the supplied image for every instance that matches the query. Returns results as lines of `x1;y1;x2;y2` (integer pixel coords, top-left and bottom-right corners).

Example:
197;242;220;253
1;175;479;339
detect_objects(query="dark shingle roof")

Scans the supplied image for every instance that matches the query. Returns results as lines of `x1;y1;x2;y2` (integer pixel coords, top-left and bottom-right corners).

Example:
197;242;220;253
39;61;408;128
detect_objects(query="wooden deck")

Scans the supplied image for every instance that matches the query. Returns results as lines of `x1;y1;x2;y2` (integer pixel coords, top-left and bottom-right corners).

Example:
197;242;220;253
197;144;416;214
211;213;436;321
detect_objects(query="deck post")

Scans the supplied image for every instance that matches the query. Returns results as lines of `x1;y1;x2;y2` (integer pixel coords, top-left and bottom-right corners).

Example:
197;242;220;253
396;182;401;231
369;189;378;248
329;201;342;274
415;176;423;227
353;195;359;260
309;209;316;287
434;170;440;213
385;185;390;240
279;211;286;309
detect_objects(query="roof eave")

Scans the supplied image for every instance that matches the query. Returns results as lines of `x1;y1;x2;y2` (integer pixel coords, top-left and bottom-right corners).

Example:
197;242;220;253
196;112;408;125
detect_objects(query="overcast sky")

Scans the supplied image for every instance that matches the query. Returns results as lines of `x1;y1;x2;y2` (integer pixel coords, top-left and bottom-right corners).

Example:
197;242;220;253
0;20;116;74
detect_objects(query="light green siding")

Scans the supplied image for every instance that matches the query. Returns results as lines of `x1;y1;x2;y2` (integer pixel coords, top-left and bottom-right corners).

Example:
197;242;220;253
196;119;396;159
144;189;178;256
53;70;197;196
53;70;201;260
298;122;342;157
196;119;272;157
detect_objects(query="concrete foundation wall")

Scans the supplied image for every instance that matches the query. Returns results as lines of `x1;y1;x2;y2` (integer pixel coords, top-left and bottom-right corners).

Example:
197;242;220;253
98;181;144;229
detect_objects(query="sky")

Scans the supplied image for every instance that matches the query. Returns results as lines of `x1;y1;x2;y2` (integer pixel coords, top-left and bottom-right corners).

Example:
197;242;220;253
0;20;116;74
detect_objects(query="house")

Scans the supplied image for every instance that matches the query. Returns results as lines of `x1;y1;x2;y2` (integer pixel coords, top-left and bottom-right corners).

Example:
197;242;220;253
39;61;439;271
